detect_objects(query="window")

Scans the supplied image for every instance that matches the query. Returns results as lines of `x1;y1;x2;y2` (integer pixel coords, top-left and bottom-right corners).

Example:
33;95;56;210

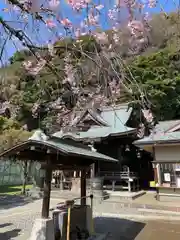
158;163;180;188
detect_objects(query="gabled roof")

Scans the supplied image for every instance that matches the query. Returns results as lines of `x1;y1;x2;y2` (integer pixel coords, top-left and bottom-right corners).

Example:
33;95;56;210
53;103;136;142
153;120;180;133
100;103;133;127
74;109;109;127
134;131;180;146
134;120;180;146
0;130;118;163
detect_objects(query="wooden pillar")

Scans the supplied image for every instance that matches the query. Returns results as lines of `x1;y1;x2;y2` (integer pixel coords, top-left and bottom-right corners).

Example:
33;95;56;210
73;171;77;178
41;159;52;218
81;168;86;206
90;164;95;178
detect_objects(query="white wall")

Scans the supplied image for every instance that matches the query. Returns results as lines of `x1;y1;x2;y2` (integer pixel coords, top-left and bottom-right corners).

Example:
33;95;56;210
155;145;180;161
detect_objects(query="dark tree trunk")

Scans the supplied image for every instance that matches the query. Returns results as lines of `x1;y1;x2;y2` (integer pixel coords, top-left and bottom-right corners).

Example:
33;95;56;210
22;161;28;195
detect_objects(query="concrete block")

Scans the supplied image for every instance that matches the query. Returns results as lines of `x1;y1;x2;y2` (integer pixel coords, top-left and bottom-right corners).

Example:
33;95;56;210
29;218;55;240
26;187;43;199
71;178;81;193
53;204;93;239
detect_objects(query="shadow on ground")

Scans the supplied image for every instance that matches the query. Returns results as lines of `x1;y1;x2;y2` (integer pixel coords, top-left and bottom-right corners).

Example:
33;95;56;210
94;217;145;240
0;222;21;240
0;229;21;240
0;194;34;210
0;223;12;228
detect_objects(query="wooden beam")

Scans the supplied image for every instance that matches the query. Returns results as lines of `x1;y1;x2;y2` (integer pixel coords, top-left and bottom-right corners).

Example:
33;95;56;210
10;151;48;161
41;163;90;170
41;158;52;219
80;168;86;206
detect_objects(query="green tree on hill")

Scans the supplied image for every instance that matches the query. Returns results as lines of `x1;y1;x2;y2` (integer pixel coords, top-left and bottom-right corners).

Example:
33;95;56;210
127;48;180;121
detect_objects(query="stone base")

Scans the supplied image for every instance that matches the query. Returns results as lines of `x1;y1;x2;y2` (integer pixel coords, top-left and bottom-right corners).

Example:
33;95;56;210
158;194;180;202
106;190;145;201
26;187;43;199
71;178;81;193
52;204;93;239
29;218;55;240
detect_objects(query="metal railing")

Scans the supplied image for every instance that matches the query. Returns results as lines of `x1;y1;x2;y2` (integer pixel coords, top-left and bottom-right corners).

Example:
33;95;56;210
99;171;138;179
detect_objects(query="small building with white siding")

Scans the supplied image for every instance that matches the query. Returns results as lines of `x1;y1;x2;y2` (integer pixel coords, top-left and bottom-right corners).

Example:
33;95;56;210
134;120;180;201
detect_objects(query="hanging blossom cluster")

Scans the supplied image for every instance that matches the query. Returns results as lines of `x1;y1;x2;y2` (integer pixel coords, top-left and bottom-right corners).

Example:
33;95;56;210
4;0;153;45
0;0;162;129
2;0;157;55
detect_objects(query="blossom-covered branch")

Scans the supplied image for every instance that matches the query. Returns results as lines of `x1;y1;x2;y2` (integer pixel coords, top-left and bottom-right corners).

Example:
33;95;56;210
0;0;174;130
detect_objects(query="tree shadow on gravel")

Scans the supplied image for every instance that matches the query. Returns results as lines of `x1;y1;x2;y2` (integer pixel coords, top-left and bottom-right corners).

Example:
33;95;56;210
0;229;21;240
0;223;12;228
94;217;145;240
0;194;34;210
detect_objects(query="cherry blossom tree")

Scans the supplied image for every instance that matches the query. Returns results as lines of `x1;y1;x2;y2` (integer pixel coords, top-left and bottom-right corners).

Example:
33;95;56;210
0;0;176;131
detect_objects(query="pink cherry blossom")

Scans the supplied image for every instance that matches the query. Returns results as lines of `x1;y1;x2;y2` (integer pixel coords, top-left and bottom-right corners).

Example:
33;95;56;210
0;0;162;130
88;13;99;26
61;18;72;27
95;5;104;10
66;0;86;10
148;0;157;8
128;20;144;36
94;32;108;45
23;59;46;76
46;19;57;28
142;109;153;123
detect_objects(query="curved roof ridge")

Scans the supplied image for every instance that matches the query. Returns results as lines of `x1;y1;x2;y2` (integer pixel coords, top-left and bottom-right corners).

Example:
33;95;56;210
100;103;130;112
88;109;109;126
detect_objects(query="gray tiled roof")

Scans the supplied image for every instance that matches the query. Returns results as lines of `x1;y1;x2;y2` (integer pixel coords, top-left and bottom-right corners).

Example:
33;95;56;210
153;120;180;133
0;137;118;163
134;120;180;145
47;138;118;162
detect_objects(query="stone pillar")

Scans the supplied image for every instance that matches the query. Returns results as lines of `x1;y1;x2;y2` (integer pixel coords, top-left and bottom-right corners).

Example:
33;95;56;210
71;177;81;193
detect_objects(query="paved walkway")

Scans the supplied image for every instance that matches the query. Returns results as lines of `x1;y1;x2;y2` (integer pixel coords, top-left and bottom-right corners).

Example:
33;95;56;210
51;190;180;212
1;197;180;240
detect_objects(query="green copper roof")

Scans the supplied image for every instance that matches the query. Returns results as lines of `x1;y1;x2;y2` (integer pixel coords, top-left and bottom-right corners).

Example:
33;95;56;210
100;103;132;127
0;137;118;163
53;126;135;141
53;103;136;141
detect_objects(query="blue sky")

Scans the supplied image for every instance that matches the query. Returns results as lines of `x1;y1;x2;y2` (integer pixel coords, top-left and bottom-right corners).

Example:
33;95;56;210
0;0;179;62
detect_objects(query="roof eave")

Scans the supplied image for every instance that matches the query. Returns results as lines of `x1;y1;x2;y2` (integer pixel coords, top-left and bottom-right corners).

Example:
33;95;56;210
0;139;68;159
0;139;118;163
134;139;180;146
61;129;136;143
